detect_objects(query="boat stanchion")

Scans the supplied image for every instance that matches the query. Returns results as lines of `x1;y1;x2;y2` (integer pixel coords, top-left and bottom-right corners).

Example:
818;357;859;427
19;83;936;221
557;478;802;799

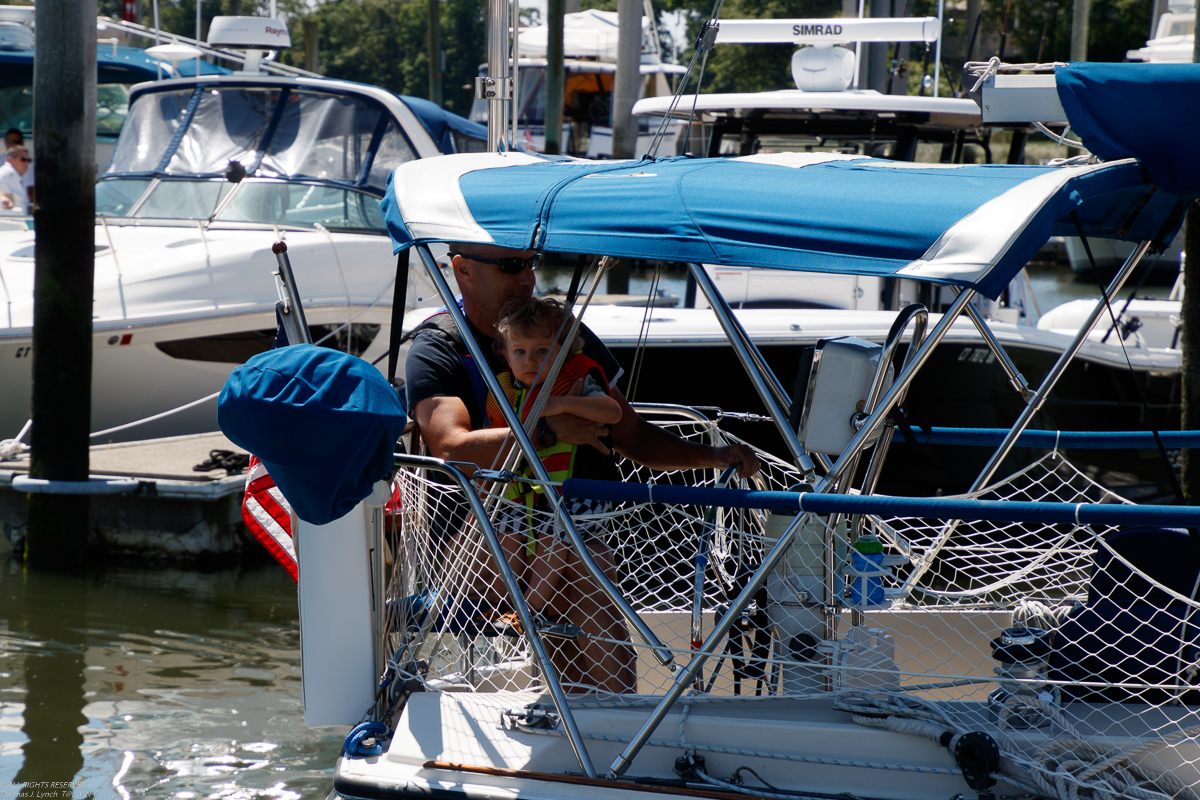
393;453;599;779
271;241;313;346
609;511;808;777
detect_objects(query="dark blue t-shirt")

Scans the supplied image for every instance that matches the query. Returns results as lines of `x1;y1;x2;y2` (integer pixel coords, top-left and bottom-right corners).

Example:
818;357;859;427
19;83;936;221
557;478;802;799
404;312;623;431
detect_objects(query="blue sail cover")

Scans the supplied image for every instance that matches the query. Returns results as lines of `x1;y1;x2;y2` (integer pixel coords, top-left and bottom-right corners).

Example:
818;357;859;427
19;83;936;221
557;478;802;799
1057;63;1200;199
399;95;488;155
382;151;1180;299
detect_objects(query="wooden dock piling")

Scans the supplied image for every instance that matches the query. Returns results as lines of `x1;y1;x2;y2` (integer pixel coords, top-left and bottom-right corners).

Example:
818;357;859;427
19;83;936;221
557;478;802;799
27;0;98;571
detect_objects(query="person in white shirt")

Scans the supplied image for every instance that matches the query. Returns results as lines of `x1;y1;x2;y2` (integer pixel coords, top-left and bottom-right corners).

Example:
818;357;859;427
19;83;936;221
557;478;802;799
0;144;32;213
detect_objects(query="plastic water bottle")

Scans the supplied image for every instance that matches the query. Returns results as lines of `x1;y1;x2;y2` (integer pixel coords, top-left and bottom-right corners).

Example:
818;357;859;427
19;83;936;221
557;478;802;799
850;533;885;607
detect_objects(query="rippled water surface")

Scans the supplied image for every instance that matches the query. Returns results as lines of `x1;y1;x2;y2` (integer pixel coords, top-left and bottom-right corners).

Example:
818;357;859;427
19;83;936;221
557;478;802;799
0;550;344;798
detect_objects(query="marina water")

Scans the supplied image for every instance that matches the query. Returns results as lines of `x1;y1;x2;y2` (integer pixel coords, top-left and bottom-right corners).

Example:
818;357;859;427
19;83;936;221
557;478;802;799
1;546;344;798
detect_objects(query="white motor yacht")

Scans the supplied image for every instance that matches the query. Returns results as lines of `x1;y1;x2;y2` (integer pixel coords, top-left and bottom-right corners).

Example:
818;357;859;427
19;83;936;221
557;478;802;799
0;18;482;444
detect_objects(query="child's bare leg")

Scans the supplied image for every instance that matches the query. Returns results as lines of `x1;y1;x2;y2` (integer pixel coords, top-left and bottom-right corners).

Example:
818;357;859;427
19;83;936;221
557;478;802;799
483;528;528;609
548;538;636;694
527;538;569;613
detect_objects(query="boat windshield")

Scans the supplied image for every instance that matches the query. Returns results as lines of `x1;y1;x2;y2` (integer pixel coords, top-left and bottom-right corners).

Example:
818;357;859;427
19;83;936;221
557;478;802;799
106;85;417;191
96;176;386;231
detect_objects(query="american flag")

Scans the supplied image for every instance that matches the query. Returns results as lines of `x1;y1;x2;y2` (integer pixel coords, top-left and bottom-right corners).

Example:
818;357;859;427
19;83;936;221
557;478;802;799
242;455;298;581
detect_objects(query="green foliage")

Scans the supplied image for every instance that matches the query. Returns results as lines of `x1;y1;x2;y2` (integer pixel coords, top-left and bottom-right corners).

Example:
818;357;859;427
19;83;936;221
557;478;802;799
103;0;1158;116
1088;0;1155;62
103;0;486;116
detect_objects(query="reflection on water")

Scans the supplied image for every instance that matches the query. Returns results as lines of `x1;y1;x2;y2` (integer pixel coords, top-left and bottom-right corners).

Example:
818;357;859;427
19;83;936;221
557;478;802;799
0;549;343;798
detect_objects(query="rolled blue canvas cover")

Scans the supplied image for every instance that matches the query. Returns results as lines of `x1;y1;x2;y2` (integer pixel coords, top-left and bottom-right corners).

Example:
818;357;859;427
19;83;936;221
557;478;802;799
218;345;407;525
1057;63;1200;199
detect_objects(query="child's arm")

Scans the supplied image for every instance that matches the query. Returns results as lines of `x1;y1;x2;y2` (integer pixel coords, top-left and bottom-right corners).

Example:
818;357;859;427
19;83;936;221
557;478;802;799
542;392;622;424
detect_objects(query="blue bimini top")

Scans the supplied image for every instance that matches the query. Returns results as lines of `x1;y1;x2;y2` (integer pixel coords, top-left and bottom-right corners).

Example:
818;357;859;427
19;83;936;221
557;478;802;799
382;152;1180;300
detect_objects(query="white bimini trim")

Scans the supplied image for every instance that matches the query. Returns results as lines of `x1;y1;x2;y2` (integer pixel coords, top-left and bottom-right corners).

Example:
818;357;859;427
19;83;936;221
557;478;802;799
388;152;545;245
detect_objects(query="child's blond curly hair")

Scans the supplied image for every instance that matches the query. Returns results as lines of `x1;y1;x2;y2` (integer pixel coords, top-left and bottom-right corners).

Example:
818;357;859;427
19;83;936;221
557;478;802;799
494;296;583;354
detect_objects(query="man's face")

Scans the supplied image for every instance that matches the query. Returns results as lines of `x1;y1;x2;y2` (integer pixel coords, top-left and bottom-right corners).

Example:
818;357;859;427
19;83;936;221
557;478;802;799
503;329;562;387
454;249;538;319
4;133;21;149
8;150;29;176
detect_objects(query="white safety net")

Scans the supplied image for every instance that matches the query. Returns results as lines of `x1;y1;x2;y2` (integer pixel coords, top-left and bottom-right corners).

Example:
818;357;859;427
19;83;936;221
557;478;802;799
383;415;1200;799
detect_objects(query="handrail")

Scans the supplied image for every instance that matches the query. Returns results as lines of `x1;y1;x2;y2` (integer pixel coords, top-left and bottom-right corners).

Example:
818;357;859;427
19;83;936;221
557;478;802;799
97;16;320;79
687;262;816;477
394;453;597;778
558;478;1200;527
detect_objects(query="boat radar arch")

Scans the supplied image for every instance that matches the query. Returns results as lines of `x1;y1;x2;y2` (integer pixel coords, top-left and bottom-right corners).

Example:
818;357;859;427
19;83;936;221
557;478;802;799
715;17;939;93
206;16;290;74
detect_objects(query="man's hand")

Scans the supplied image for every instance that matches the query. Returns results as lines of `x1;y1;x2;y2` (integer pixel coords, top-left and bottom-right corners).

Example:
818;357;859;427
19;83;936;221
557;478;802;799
545;412;610;454
0;197;12;210
711;442;760;480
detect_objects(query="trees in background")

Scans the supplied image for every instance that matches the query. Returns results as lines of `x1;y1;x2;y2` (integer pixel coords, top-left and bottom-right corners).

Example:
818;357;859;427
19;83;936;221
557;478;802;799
110;0;1157;109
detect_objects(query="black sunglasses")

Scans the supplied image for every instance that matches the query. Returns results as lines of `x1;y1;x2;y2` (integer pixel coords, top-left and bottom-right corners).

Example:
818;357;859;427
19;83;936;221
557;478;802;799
449;252;540;274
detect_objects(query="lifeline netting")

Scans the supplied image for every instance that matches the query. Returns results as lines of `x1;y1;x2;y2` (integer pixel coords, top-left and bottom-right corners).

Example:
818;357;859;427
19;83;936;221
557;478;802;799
383;414;1200;794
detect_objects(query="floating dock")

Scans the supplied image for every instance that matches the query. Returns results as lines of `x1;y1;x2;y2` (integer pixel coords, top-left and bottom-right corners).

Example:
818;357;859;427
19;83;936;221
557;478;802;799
0;432;255;562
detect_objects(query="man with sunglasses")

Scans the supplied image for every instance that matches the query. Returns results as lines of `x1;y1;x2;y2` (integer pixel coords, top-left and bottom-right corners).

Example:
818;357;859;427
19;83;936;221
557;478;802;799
0;145;31;214
404;242;759;692
405;243;759;480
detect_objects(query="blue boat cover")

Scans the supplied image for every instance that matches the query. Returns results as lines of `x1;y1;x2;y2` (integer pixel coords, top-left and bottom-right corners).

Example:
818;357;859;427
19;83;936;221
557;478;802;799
0;46;228;90
217;345;408;525
1057;63;1200;199
382;152;1181;299
399;95;488;155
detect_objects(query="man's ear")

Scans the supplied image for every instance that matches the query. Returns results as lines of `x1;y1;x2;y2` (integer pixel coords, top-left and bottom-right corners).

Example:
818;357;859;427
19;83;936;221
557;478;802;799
451;255;472;286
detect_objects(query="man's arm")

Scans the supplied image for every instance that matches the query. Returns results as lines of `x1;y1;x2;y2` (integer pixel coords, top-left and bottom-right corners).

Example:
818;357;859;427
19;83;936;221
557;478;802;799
543;393;622;424
418;394;620;469
607;388;760;478
414;395;516;474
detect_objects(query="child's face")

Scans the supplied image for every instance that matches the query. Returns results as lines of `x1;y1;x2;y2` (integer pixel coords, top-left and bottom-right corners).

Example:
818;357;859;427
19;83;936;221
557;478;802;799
504;328;562;387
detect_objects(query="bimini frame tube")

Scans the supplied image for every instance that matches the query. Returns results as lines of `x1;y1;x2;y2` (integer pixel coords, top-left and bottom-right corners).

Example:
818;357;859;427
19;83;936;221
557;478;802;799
968;240;1153;492
689;262;816;476
609;512;810;777
394;453;596;778
895;241;1152;598
414;244;677;671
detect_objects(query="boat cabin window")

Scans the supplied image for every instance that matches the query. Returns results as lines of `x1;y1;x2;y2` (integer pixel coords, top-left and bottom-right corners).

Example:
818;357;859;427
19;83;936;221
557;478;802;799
168;88;284;175
0;84;132;143
96;85;132;137
368;121;420;187
134;180;233;220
